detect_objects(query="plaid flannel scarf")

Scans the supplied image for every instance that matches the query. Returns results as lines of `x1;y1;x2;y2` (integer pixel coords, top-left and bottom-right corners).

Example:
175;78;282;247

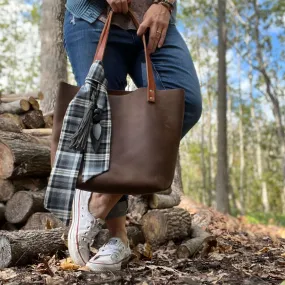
44;61;111;226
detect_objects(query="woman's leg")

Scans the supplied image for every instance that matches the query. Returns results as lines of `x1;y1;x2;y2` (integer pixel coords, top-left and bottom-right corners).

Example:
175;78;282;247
63;10;132;266
129;24;202;136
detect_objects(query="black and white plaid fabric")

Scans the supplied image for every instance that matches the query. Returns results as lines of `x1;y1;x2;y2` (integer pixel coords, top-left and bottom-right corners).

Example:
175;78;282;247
44;61;111;226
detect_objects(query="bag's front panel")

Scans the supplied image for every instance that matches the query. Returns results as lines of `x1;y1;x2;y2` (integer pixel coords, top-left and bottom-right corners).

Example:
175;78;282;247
79;87;185;194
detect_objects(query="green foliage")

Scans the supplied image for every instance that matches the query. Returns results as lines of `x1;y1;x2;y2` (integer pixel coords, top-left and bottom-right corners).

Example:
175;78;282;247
245;212;285;227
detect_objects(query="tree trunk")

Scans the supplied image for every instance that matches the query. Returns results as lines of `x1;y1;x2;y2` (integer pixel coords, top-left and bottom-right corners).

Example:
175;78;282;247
249;69;269;213
40;0;67;113
216;0;229;214
142;208;191;246
0;229;66;268
12;178;48;192
0;130;38;144
5;190;46;224
200;111;207;205
21;110;45;129
238;57;245;215
0;139;51;179
0;99;30;114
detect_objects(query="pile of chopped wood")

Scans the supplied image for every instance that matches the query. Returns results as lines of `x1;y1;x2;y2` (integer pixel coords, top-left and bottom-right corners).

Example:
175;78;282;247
0;93;217;269
0;92;58;232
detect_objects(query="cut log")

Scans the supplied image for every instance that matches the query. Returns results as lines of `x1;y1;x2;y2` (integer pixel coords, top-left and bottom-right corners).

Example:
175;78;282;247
0;130;38;144
92;226;144;249
0;203;5;222
44;114;53;128
22;128;52;136
142;208;192;246
12;178;48;192
21;110;45;129
5;190;46;224
0;138;51;179
176;225;217;259
0;116;22;132
0;113;25;129
0;229;66;268
0;91;44;102
0;179;15;202
23;212;63;230
28;96;40;110
149;189;181;209
0;99;30;114
128;195;149;223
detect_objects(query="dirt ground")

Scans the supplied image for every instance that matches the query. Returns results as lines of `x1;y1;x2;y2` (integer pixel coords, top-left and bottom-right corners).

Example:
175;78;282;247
1;198;285;285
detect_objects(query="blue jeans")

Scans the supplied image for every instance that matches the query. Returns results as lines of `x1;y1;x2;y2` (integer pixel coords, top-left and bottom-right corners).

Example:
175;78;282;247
63;10;202;218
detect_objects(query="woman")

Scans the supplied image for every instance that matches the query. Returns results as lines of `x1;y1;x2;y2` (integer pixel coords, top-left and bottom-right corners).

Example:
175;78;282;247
64;0;202;272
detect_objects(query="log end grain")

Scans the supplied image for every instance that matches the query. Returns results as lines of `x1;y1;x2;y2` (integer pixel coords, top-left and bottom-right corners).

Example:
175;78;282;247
0;142;14;179
19;99;30;111
0;235;12;269
5;191;45;224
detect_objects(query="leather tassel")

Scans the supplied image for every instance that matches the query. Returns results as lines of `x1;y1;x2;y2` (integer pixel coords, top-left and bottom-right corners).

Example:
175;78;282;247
69;92;96;151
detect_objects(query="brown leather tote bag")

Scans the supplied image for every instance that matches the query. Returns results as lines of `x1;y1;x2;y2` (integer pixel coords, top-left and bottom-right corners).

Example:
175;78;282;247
51;10;185;195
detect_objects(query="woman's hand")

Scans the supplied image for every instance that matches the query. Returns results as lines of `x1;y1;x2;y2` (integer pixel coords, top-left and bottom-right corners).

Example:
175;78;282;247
106;0;131;14
137;4;171;53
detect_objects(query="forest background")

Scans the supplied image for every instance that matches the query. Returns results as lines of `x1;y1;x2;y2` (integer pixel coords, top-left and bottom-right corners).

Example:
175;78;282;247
0;0;284;227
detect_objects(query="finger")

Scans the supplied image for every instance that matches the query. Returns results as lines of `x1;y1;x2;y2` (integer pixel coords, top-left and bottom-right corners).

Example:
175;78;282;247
158;28;167;49
122;0;128;14
137;20;149;36
148;25;159;53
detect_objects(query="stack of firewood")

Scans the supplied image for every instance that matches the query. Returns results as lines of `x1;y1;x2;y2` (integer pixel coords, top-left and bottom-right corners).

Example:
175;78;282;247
0;92;61;232
0;94;217;269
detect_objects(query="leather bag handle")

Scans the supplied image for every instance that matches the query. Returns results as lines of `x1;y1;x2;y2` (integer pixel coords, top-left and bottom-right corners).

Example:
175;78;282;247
94;9;156;102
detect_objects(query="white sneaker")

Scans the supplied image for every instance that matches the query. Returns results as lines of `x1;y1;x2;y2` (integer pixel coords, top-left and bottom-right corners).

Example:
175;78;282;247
86;238;131;272
68;189;103;266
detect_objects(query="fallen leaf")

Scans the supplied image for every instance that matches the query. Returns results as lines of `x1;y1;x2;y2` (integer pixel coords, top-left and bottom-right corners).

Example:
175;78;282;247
0;268;17;281
45;218;53;230
60;257;80;270
257;247;270;254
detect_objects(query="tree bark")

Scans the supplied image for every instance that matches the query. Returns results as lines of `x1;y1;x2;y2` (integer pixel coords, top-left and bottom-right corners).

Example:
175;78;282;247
0;229;66;268
0;99;30;114
23;212;63;230
0;139;51;179
21;110;45;129
128;195;149;223
216;0;229;214
44;114;53;128
0;130;38;144
142;208;191;246
40;0;67;113
5;190;46;224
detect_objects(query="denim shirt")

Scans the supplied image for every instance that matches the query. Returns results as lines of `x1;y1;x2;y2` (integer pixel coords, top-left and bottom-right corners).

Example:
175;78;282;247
66;0;177;25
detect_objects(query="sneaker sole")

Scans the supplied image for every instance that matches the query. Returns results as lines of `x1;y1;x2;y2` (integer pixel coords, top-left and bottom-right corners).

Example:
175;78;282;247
86;255;131;272
68;190;88;266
